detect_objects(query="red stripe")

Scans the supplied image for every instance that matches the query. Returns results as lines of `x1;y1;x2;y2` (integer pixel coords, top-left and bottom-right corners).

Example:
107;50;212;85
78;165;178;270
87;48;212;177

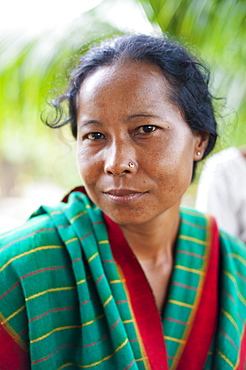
123;359;135;369
116;300;128;304
171;281;198;291
219;329;238;351
13;327;28;340
235;271;246;283
72;258;83;262
104;259;115;263
0;280;20;299
105;214;168;370
32;318;121;363
20;266;68;279
29;306;78;322
80;231;92;241
222;289;236;304
164;317;187;325
110;317;121;330
176;217;219;370
82;335;108;348
177;250;205;259
31;344;77;363
80;294;96;306
96;274;104;284
1;228;56;251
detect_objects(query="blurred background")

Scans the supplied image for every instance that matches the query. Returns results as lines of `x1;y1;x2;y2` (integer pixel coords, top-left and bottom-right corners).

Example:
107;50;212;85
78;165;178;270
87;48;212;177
0;0;245;232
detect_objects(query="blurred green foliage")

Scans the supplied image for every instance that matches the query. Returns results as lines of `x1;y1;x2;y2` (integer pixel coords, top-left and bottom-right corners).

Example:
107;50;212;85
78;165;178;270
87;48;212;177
0;0;245;195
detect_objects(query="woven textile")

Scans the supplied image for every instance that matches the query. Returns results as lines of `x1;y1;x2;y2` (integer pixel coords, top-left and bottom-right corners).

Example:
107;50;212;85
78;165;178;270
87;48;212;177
0;190;245;369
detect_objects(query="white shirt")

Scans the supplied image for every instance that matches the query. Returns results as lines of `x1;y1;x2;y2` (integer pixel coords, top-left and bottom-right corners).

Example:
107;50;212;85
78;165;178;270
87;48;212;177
195;147;246;242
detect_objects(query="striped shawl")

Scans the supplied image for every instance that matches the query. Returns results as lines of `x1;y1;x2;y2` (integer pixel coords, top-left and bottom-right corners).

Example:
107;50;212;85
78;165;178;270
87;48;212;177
0;190;245;369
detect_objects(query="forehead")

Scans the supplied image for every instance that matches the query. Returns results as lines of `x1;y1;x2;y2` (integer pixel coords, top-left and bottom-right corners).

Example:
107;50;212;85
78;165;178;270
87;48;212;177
78;61;171;102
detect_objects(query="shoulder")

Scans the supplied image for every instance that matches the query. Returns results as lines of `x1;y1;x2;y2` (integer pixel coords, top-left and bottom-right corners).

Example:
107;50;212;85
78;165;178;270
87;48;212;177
179;207;212;226
0;207;65;281
0;210;59;258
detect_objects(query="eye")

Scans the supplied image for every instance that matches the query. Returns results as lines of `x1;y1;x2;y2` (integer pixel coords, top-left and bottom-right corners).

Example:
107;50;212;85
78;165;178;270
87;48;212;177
137;125;158;134
84;132;106;140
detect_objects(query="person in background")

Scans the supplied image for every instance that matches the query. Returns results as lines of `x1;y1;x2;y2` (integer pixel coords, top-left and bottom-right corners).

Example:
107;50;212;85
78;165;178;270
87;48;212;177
196;146;246;243
0;34;245;369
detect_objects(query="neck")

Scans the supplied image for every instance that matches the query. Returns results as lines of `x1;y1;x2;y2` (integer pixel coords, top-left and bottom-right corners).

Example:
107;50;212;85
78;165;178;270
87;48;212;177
119;206;180;265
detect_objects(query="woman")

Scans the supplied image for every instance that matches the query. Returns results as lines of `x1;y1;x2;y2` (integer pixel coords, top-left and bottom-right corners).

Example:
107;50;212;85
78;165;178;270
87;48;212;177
0;34;245;370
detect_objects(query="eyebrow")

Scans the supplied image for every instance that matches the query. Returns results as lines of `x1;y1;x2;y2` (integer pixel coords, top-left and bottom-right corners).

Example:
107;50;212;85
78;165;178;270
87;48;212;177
78;120;102;128
128;113;161;120
78;113;163;128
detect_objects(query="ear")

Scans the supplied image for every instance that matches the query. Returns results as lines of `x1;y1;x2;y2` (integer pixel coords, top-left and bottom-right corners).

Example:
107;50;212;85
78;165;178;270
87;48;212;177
193;132;209;161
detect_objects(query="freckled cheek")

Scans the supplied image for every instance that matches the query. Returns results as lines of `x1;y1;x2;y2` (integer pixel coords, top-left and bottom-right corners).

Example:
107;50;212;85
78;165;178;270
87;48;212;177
77;154;103;187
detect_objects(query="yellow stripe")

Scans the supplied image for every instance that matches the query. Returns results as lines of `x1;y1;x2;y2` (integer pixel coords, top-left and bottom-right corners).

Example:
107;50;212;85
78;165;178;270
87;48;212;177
222;308;240;334
70;211;87;223
164;336;186;344
224;271;246;306
136;356;149;362
1;304;26;325
103;295;113;308
85;205;91;209
50;210;62;215
98;240;108;245
65;237;78;245
77;275;91;285
31;314;105;343
77;278;86;285
175;265;205;276
179;235;207;246
82;314;105;327
231;253;246;266
88;252;99;263
26;287;75;301
168;299;194;309
109;279;125;284
217;349;234;368
123;319;134;324
30;325;81;343
0;246;63;273
57;338;128;369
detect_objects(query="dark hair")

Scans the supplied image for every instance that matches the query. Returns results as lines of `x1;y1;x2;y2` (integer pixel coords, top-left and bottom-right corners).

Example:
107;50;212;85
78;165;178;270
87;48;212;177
45;33;218;162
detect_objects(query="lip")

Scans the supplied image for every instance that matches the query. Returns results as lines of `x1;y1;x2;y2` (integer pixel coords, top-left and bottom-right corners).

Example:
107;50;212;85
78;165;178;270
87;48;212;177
103;189;147;204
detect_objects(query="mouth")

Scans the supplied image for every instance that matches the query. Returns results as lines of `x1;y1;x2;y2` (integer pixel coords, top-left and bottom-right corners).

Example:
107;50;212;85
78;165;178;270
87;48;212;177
102;189;147;204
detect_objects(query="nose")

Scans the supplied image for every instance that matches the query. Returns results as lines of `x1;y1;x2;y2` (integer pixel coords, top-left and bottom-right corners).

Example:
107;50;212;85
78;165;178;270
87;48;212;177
104;140;137;176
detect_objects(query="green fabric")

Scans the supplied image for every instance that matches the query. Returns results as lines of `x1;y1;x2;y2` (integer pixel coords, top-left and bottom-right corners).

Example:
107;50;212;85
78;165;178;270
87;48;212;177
0;191;245;369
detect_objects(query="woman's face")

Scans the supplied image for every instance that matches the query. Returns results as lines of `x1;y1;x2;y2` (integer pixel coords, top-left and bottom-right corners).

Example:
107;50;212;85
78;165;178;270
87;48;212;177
77;61;206;226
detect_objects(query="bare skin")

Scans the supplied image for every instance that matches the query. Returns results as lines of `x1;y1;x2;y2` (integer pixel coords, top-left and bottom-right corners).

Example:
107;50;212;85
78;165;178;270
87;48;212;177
121;210;180;311
76;61;208;312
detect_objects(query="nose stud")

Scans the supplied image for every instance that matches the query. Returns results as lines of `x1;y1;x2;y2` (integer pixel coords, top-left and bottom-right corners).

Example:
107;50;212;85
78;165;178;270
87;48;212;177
128;162;135;168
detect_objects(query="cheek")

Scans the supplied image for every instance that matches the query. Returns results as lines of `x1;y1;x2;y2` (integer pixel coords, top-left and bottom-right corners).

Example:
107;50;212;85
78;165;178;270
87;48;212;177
77;146;102;186
154;141;194;187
